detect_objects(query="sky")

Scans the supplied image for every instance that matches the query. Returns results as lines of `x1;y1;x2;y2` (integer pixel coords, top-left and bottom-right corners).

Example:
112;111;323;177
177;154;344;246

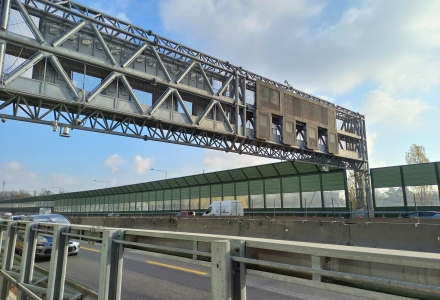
0;0;439;194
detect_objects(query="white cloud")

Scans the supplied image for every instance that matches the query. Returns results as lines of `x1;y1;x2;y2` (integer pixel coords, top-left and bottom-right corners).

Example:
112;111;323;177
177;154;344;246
0;161;41;190
133;155;154;174
159;0;440;95
202;150;277;172
90;0;131;21
111;178;118;187
363;90;430;127
51;173;76;187
104;154;125;173
366;132;377;155
6;161;22;171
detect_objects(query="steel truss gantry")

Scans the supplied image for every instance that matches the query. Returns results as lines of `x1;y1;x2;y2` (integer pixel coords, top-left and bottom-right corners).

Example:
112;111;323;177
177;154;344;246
0;0;370;201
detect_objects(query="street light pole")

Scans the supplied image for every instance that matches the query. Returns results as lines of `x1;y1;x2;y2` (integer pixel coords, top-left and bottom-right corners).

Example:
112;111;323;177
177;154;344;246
150;168;167;179
94;180;108;188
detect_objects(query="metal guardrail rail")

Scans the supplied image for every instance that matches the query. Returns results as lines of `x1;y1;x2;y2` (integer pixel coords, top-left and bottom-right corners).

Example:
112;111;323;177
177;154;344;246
0;220;439;300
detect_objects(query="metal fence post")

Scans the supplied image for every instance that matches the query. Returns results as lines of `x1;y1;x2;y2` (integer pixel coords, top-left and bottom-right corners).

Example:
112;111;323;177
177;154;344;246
211;240;231;300
0;229;4;257
311;255;323;281
17;222;38;300
0;221;18;299
192;240;198;261
99;229;124;300
231;240;246;300
46;224;71;299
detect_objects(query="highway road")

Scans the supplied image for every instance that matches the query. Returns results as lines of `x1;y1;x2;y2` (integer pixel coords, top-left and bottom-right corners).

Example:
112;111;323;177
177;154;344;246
34;243;369;300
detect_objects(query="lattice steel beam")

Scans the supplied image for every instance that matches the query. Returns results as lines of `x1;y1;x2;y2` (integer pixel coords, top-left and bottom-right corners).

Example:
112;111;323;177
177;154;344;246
20;0;359;117
0;0;369;180
0;94;363;170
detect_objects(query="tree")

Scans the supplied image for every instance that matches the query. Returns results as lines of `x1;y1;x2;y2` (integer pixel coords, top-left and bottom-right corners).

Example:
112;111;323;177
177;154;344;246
405;144;433;206
405;144;429;164
39;189;53;196
0;190;32;200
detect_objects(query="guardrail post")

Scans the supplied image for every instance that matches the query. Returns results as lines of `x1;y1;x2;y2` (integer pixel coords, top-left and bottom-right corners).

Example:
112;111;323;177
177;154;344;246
211;240;231;300
192;240;198;261
311;255;323;281
0;229;4;257
17;222;38;300
46;224;71;299
231;240;246;300
0;221;19;299
99;229;124;300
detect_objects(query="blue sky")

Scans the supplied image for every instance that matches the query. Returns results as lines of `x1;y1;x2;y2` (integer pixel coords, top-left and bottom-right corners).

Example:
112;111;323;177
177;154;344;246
1;0;439;194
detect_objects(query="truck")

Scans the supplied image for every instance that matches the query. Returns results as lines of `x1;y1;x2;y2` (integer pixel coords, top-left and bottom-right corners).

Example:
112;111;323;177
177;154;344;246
202;200;244;217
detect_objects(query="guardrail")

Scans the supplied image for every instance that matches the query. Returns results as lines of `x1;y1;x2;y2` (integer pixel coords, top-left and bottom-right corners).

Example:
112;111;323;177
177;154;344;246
0;220;439;299
2;209;434;220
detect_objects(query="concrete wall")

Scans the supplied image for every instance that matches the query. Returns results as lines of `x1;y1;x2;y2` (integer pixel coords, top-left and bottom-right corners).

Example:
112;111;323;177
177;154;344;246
69;216;440;253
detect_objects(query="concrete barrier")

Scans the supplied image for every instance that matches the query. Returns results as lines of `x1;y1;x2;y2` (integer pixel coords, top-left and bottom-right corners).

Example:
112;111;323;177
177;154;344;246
347;222;440;252
178;218;241;236
75;217;440;253
133;217;178;231
104;217;135;228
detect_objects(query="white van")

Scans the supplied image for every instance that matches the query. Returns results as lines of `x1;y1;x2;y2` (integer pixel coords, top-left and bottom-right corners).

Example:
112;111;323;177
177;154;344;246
202;200;244;217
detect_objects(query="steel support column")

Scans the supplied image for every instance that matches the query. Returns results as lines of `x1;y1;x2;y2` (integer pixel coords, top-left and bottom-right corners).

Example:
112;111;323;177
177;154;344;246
173;90;194;124
90;23;117;66
148;87;172;115
196;99;215;125
119;75;145;114
231;239;246;300
99;229;124;300
3;51;45;85
197;62;215;95
241;77;247;136
175;60;195;84
0;221;19;299
121;43;148;68
13;0;45;44
17;222;38;300
51;19;88;47
87;71;117;102
0;40;5;78
217;74;233;96
0;0;11;31
46;224;71;299
235;73;240;135
48;55;80;99
150;45;172;83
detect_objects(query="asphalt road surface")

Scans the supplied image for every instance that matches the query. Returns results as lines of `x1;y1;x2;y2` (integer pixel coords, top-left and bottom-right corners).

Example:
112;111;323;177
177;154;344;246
34;243;369;300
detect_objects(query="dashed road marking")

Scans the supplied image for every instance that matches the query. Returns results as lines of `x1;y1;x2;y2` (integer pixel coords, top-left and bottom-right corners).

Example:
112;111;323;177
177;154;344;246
81;247;208;275
146;260;208;276
81;246;101;253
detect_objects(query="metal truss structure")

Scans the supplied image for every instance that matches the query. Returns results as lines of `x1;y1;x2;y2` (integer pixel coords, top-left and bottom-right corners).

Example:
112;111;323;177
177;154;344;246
0;0;370;202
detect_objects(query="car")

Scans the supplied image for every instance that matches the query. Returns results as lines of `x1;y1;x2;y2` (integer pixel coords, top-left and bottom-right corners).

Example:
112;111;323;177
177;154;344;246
7;215;24;221
402;211;440;219
15;214;80;257
176;211;196;217
107;213;119;217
